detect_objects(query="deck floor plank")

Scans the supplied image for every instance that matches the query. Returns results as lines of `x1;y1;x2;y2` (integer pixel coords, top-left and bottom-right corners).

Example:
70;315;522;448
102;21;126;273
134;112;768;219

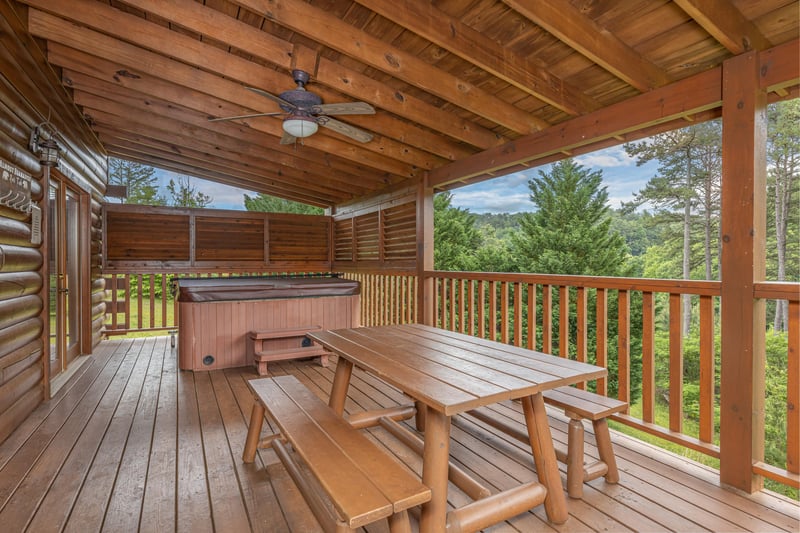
0;337;796;533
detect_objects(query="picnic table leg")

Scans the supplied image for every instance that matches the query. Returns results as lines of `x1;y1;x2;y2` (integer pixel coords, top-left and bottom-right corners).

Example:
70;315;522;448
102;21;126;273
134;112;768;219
419;409;450;533
242;400;265;463
522;394;569;524
329;357;354;416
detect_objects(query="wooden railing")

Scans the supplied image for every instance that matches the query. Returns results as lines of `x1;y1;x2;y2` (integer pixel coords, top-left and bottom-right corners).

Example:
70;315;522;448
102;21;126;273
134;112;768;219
103;268;798;490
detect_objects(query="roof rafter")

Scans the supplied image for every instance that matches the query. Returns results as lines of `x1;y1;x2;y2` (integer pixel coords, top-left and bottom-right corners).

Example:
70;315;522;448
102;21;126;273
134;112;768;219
502;0;671;91
673;0;772;54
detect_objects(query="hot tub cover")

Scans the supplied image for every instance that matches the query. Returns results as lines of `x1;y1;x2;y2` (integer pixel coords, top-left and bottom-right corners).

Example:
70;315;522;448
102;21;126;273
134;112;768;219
177;275;360;303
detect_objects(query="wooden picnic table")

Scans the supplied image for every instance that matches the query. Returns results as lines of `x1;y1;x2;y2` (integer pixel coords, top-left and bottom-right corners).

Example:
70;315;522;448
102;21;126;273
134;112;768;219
308;323;607;532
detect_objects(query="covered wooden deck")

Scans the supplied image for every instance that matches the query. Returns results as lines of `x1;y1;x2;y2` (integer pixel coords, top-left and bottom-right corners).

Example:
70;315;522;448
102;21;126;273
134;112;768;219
0;336;796;532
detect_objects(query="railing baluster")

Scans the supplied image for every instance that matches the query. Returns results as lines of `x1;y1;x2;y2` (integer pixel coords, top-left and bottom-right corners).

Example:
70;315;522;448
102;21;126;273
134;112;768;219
787;299;799;475
489;280;497;341
149;274;156;329
513;282;522;347
478;280;486;339
559;285;569;358
596;287;607;396
669;292;683;433
642;291;655;423
527;283;536;351
699;294;715;443
618;289;630;408
468;280;476;336
500;281;509;344
542;285;552;354
576;287;587;389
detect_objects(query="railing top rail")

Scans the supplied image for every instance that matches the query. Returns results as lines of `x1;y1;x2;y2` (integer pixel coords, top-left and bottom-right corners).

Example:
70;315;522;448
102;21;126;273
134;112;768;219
425;270;722;296
754;281;800;301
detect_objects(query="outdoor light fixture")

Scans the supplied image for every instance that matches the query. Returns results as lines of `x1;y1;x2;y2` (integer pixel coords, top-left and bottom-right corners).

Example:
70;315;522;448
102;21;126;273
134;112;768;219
282;113;318;138
29;122;62;167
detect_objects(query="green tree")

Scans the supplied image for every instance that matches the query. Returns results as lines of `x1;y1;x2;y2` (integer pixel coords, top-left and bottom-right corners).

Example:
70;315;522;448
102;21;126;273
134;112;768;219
511;159;630;276
166;175;212;208
244;193;324;214
107;158;165;205
766;99;800;331
434;192;481;271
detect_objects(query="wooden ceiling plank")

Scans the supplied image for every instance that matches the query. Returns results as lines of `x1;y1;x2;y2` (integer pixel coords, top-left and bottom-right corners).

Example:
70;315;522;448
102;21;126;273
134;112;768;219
429;66;724;187
673;0;772;54
25;9;421;181
24;3;431;176
502;0;671;91
96;127;355;203
71;89;382;197
50;45;397;185
352;0;598;116
88;0;499;152
231;0;547;133
108;146;334;207
93;122;363;202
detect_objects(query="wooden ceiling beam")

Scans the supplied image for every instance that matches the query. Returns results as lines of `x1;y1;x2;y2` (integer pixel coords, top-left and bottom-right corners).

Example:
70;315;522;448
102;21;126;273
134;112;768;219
113;0;494;152
351;0;598;116
502;0;670;91
50;45;397;185
25;5;428;177
231;0;548;133
90;122;363;202
70;91;385;197
674;0;772;54
429;66;723;187
107;146;333;207
96;129;354;204
31;0;502;152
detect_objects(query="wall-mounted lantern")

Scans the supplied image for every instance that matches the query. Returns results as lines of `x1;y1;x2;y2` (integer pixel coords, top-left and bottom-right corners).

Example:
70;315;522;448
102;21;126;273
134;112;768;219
29;122;62;167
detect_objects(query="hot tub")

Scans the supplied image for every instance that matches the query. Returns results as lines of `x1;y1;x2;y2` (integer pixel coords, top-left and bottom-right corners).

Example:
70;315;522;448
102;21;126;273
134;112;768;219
177;275;360;371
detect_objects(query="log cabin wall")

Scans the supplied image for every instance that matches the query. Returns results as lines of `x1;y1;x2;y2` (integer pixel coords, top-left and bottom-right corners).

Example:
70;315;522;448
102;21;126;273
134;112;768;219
0;1;106;444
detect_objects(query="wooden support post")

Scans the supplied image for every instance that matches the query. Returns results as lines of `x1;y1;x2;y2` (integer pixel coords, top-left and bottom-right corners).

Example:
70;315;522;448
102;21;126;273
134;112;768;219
419;409;450;533
416;181;434;326
719;50;767;493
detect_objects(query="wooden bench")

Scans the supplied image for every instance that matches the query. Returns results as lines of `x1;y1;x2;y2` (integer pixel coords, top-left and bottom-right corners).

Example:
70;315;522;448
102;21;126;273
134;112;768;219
542;386;627;498
243;375;431;532
467;386;626;499
246;325;329;376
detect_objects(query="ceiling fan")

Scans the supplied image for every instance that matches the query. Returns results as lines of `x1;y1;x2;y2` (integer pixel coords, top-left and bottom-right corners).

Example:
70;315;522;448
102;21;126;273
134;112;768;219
209;69;375;145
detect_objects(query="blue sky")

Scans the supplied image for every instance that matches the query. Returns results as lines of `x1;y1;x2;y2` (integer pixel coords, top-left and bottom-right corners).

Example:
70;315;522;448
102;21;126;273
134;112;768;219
152;145;660;213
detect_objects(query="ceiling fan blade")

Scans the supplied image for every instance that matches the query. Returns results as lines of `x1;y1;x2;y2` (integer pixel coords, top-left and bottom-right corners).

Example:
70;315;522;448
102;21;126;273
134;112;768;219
208;111;283;122
313;102;375;115
279;131;297;145
246;86;296;109
319;117;373;143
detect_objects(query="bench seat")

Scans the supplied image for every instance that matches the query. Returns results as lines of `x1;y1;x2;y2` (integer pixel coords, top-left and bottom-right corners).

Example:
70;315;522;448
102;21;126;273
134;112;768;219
543;386;627;498
246;325;329;375
243;375;431;532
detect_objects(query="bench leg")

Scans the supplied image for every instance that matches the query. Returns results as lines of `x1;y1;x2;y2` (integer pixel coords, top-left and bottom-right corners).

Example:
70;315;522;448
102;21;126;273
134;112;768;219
387;510;412;533
255;360;269;376
243;400;265;463
593;418;619;484
566;417;585;498
319;353;329;367
414;400;427;432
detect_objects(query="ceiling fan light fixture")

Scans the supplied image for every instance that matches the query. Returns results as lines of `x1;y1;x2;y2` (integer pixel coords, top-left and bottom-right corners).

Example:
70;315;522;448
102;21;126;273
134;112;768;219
282;115;318;138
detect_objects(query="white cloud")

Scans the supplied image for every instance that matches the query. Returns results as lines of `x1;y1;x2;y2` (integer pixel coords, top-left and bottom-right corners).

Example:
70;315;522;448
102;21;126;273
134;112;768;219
576;146;635;168
450;189;531;214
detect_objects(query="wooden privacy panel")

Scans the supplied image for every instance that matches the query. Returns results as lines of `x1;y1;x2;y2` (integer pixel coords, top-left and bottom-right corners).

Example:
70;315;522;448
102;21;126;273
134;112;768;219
332;193;417;270
103;204;332;271
355;212;380;262
196;215;263;261
334;219;354;262
106;209;190;261
268;215;329;263
382;202;415;261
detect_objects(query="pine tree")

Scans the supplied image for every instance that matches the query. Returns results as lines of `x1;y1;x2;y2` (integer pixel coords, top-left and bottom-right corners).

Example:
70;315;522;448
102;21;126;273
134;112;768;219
433;192;481;271
511;158;630;276
166;175;213;208
107;158;165;205
244;193;323;214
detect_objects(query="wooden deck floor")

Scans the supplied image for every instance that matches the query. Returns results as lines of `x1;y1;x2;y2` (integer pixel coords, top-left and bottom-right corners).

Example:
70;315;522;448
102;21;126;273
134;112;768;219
0;337;797;532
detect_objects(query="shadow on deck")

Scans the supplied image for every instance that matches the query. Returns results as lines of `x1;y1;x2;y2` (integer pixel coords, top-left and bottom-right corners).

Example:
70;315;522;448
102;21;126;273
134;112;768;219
0;336;796;532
